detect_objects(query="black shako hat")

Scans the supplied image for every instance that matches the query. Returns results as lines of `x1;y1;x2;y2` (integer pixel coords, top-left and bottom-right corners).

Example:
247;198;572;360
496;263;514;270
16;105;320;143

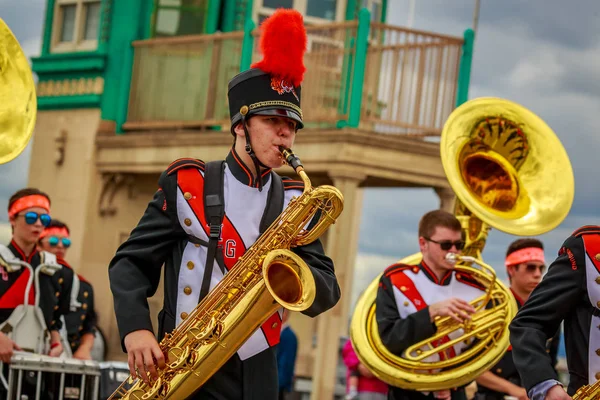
227;9;307;134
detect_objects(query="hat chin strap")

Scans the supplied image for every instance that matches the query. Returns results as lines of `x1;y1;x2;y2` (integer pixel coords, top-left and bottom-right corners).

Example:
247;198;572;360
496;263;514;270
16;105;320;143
241;115;268;191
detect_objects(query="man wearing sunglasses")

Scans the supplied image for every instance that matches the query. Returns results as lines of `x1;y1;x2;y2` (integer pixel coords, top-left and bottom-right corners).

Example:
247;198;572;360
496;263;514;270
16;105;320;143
511;225;600;400
38;219;97;361
376;209;483;400
0;188;74;364
475;238;560;400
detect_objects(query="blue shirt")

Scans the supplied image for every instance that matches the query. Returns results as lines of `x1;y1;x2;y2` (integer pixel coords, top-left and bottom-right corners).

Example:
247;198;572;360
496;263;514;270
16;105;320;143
277;325;298;392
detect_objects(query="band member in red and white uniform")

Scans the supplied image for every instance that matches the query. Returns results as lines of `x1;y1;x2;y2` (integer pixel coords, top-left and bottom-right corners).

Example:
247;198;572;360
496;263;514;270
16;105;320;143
376;210;483;400
108;9;340;400
475;238;560;400
38;219;97;360
0;188;74;362
511;226;600;399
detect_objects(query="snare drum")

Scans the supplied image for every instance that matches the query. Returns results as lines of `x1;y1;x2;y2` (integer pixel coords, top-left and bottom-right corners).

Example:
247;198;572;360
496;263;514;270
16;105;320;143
7;352;100;400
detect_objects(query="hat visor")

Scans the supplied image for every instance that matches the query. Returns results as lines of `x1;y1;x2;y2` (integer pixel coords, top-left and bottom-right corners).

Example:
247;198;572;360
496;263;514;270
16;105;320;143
250;107;304;129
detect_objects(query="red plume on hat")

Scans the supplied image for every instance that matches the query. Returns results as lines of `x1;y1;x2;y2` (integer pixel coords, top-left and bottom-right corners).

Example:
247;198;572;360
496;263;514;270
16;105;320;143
251;9;307;88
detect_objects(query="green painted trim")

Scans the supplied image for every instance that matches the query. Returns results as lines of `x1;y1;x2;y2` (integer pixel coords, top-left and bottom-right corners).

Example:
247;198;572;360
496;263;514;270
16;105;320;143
141;0;155;39
245;0;253;24
337;35;354;117
38;94;102;110
155;5;206;11
97;0;114;53
240;18;255;72
32;53;106;74
381;0;388;22
455;28;475;107
206;0;222;34
41;0;56;56
222;0;237;31
345;0;357;20
347;8;370;128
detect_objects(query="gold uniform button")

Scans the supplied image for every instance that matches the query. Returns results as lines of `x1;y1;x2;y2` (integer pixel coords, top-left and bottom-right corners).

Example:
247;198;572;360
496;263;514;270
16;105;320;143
403;301;409;307
272;322;278;329
597;301;600;308
84;291;89;298
194;243;200;248
54;305;59;310
596;276;600;284
58;278;63;284
187;261;195;270
78;326;83;331
400;286;407;292
596;372;600;380
184;286;192;295
71;342;75;347
184;218;192;226
80;315;86;321
55;292;60;297
184;192;192;200
596;254;600;261
496;368;502;374
82;303;88;310
456;274;462;279
181;312;188;320
596;349;600;356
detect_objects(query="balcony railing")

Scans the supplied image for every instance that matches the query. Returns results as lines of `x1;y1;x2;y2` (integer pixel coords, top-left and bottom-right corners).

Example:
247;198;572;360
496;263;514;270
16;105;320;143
124;16;465;136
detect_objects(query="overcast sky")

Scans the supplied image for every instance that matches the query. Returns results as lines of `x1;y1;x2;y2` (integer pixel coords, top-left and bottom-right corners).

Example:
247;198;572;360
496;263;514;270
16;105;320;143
0;0;599;316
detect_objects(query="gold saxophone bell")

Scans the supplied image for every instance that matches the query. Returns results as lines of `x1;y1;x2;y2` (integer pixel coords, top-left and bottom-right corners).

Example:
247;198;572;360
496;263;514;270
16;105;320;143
350;97;574;391
0;18;37;165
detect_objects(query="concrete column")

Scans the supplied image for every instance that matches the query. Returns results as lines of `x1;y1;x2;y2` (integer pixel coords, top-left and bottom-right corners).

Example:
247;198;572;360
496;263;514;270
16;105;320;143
434;186;455;213
311;172;365;400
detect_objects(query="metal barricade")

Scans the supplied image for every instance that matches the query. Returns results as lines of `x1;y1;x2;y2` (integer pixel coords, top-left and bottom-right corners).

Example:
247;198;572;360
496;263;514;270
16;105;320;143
6;352;100;400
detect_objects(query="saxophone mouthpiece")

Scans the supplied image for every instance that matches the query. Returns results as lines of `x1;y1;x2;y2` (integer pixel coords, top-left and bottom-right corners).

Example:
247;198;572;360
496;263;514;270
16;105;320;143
279;146;303;172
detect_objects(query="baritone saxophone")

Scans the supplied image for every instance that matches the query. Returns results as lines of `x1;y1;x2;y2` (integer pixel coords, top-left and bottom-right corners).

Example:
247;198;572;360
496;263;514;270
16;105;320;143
109;147;344;399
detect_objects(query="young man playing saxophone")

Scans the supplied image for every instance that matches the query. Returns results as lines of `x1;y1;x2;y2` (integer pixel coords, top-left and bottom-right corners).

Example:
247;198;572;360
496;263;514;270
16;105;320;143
108;9;341;400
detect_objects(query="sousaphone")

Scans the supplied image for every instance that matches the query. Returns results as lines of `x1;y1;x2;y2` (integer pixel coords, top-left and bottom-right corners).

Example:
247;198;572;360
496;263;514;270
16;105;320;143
0;17;37;164
350;97;574;391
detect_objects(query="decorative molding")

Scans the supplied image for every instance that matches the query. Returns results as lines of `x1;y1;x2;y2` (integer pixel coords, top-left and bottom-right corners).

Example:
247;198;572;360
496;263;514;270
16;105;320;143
98;173;136;217
100;0;114;44
37;77;104;97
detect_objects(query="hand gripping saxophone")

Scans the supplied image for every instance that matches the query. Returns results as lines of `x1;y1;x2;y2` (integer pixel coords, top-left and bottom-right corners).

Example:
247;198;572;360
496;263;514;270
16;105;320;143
109;148;344;399
573;380;600;400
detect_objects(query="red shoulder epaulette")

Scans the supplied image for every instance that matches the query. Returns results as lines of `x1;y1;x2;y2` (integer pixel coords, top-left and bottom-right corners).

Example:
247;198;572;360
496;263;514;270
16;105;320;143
384;263;417;277
166;158;205;176
282;177;304;191
455;271;486;291
572;225;600;237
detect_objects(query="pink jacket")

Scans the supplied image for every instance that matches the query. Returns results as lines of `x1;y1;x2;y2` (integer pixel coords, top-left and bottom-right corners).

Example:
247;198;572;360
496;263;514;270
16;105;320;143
342;339;388;394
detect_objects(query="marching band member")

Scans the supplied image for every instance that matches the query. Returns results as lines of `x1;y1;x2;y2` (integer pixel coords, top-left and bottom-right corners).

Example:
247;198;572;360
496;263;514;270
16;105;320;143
376;210;484;400
510;226;600;399
0;189;74;360
38;219;97;360
475;238;560;400
108;9;340;400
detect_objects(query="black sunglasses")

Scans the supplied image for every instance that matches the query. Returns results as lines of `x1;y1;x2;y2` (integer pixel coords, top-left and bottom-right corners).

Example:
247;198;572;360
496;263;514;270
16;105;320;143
524;263;546;274
424;237;465;251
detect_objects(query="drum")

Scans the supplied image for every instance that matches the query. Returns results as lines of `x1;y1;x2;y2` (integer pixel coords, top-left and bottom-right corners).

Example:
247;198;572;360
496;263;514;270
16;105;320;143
6;352;100;400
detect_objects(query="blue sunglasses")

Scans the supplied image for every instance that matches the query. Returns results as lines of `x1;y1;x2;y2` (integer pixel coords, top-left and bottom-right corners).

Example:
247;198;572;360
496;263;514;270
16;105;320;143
21;212;51;227
48;236;71;248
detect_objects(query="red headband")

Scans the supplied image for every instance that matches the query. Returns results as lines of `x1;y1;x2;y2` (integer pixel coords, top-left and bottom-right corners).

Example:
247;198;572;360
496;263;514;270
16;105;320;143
505;247;545;267
39;227;70;240
8;195;50;218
